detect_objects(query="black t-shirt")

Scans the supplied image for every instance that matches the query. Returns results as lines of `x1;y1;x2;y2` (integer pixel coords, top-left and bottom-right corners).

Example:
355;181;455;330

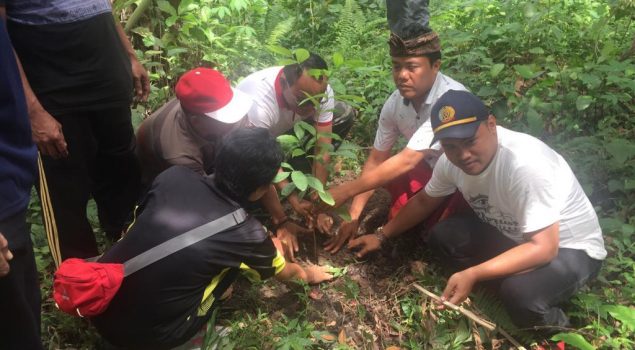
6;13;133;114
92;166;285;349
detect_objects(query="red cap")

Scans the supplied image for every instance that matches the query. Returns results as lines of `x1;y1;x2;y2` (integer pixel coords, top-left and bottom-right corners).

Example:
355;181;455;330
175;68;253;123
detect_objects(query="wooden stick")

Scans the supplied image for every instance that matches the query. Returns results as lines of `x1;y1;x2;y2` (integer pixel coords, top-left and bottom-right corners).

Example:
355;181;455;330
411;283;527;350
412;283;496;331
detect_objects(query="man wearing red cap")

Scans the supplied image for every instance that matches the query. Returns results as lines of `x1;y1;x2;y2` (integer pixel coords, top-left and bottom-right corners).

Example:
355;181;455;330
136;68;252;182
349;90;606;329
321;16;469;253
137;68;309;256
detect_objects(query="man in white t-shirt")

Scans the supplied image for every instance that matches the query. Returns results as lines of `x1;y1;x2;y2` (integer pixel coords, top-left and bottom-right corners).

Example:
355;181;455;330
349;90;606;327
237;53;355;256
321;24;469;253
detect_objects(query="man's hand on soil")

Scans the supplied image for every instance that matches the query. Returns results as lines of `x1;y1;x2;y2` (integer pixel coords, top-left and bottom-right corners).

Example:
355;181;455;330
347;231;381;258
304;264;334;284
276;221;311;262
324;219;359;254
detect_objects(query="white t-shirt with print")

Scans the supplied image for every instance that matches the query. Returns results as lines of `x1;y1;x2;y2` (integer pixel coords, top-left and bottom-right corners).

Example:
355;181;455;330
373;72;467;152
236;66;335;136
425;126;606;260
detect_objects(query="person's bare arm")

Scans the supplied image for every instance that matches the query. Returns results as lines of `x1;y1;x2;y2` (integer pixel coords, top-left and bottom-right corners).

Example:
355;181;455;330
113;20;149;101
347;190;448;258
275;261;333;284
2;6;69;158
441;223;560;306
328;147;427;209
259;185;311;262
324;147;430;253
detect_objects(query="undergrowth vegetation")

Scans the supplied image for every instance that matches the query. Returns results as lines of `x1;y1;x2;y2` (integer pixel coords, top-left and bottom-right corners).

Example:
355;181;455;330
30;0;634;349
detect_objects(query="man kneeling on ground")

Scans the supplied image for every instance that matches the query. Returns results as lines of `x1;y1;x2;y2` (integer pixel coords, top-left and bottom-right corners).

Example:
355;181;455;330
92;128;333;349
349;90;606;328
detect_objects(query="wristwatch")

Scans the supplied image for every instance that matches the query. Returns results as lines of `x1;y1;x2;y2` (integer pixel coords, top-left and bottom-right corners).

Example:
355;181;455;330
375;226;388;244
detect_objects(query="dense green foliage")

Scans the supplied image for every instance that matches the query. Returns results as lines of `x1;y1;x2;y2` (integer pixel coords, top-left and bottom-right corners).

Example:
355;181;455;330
31;0;634;349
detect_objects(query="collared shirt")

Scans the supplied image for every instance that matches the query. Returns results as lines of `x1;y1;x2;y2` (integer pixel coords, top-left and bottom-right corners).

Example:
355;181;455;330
136;99;246;184
4;0;111;25
236;66;335;136
373;72;467;152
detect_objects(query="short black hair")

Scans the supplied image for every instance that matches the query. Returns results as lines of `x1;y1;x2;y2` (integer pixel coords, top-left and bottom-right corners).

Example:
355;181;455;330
423;51;442;65
282;52;328;86
214;128;283;201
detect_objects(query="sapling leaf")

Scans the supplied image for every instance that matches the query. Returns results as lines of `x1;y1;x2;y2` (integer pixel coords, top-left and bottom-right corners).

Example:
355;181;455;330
280;162;294;171
291;171;308;191
306;176;324;192
291;149;305;157
293;123;305;140
277;134;300;146
318;190;335;206
281;183;296;197
273;172;290;183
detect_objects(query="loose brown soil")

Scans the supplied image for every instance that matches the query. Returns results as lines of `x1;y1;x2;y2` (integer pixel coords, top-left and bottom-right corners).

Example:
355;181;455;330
222;172;443;348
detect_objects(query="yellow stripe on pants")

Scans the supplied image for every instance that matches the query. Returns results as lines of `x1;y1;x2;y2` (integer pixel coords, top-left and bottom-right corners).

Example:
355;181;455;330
38;153;62;267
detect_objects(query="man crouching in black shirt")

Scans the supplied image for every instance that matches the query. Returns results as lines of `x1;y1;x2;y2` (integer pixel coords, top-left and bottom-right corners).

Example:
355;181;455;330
92;127;333;349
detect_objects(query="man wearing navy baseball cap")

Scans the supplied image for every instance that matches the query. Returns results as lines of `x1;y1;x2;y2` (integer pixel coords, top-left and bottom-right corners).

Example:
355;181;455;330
349;90;606;328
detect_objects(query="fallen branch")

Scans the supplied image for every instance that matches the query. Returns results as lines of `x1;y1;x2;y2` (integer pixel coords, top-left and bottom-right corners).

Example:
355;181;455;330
411;283;526;350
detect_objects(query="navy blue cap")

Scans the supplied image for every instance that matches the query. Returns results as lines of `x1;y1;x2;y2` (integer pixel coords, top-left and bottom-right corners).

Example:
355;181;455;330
430;90;489;146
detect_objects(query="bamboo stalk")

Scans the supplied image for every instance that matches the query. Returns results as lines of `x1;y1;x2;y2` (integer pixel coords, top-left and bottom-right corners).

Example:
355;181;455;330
123;0;153;33
411;283;527;350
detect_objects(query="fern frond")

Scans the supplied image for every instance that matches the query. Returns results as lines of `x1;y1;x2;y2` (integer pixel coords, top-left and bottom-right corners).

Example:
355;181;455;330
266;17;295;47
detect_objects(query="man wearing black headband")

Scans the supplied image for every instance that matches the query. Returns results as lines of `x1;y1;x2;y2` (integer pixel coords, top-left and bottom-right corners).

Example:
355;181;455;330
323;4;469;253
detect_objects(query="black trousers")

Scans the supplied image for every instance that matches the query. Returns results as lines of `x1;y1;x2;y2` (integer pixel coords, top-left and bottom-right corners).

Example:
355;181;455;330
39;106;141;259
0;210;44;350
426;215;602;328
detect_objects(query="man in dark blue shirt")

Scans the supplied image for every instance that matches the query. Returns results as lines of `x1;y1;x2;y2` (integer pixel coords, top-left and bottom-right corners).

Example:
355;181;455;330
0;4;42;348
